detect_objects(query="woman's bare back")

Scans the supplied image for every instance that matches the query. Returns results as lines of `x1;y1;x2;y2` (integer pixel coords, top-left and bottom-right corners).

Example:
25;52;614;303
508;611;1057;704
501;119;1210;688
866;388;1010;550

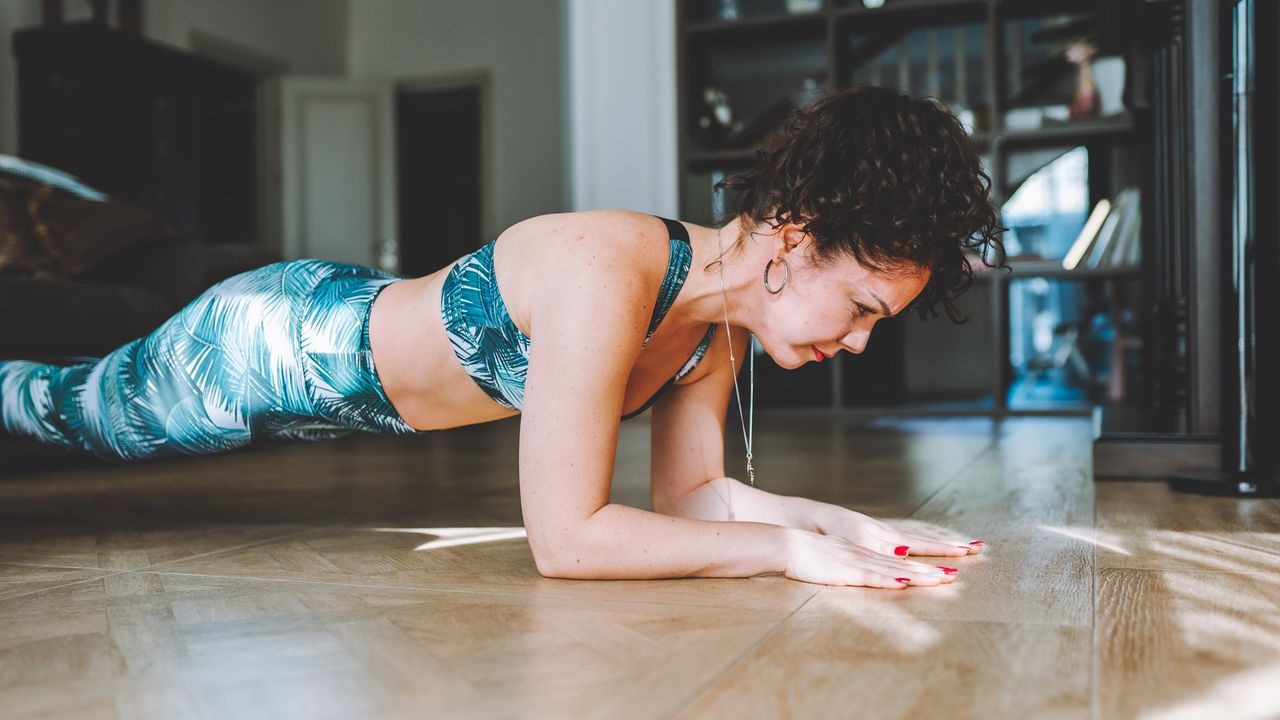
367;209;718;431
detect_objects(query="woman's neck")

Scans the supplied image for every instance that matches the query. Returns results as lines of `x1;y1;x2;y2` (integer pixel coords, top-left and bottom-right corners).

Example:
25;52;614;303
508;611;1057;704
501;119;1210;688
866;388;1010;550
674;216;755;331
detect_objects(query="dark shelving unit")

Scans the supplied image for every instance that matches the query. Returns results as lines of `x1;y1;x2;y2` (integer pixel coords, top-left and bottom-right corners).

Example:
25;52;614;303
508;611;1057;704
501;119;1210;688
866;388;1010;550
677;0;1188;425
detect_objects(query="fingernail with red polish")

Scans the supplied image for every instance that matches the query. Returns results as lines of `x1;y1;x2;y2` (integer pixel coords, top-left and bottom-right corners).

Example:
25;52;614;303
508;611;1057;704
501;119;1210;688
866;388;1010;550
895;577;911;584
894;545;910;556
939;567;958;575
968;541;984;546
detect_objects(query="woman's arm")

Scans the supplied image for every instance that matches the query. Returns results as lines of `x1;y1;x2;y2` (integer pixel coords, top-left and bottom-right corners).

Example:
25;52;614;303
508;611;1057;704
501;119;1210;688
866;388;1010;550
649;324;825;530
517;212;793;580
649;325;978;559
657;473;835;531
544;504;793;579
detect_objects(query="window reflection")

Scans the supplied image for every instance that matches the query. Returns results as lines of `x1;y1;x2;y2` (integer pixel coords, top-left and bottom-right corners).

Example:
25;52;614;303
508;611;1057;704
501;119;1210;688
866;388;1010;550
1004;147;1095;408
1002;146;1089;260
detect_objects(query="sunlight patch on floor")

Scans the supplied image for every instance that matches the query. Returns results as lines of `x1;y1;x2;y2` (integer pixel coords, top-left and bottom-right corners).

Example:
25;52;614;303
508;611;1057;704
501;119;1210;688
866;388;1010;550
1039;524;1130;555
369;526;528;551
1141;660;1280;720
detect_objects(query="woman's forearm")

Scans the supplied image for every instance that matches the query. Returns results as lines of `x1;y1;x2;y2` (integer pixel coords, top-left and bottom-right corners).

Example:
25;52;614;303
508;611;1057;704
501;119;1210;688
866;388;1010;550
540;502;795;580
656;475;832;532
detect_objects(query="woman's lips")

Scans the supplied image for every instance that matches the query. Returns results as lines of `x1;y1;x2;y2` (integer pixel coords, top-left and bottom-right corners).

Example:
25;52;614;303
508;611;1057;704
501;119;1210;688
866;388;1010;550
812;346;825;362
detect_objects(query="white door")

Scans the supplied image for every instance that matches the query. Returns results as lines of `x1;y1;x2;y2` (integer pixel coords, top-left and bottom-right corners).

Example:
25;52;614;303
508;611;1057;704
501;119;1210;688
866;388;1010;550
261;77;397;271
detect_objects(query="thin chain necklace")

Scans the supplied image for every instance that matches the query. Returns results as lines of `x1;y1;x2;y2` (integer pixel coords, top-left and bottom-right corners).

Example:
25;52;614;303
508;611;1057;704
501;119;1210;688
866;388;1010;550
715;223;755;487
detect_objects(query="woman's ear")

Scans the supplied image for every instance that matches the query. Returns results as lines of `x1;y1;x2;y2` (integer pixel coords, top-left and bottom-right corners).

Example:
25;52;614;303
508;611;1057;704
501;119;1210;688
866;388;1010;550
777;221;810;257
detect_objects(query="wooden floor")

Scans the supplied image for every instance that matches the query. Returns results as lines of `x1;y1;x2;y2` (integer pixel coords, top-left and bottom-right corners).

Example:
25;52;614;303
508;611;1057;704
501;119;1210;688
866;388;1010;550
2;416;1279;719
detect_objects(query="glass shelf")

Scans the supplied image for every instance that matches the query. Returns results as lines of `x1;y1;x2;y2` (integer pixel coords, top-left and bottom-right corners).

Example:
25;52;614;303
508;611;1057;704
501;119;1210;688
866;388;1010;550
685;0;827;26
685;30;827;153
843;12;991;134
836;0;986;20
1000;5;1131;133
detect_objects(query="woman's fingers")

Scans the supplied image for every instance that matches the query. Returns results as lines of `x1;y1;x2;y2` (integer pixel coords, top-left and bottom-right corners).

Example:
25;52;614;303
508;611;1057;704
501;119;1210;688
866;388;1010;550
854;534;970;559
848;568;916;590
847;546;958;586
786;530;965;590
855;536;917;558
899;536;974;557
874;558;958;585
853;520;985;558
872;529;985;557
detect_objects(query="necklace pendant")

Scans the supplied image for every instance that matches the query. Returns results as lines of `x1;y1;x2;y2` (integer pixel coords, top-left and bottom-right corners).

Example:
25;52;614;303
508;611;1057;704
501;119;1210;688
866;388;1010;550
746;462;755;487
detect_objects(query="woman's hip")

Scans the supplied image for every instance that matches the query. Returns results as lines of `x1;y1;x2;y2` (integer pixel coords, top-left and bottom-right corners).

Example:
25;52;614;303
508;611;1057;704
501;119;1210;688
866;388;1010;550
154;258;418;436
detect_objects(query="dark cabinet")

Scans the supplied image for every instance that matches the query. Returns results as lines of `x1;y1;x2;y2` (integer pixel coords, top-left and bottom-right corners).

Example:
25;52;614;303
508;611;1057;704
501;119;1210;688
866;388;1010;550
15;23;257;246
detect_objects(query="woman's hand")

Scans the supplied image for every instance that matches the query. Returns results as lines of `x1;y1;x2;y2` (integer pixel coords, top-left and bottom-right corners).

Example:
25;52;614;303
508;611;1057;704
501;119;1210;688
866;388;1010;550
818;506;983;559
782;529;959;589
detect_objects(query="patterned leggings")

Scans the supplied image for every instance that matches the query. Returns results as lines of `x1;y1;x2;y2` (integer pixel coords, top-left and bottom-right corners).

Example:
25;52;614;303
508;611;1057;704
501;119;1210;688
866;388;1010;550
0;259;424;463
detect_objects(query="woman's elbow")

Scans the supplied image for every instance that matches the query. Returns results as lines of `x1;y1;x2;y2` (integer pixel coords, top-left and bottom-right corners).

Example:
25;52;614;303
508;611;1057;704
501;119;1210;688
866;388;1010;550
528;529;588;579
532;548;596;579
533;549;567;578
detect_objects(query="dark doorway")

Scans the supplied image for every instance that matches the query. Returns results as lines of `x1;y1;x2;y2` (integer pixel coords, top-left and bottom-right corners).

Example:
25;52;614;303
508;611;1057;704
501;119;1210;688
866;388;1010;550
395;84;483;277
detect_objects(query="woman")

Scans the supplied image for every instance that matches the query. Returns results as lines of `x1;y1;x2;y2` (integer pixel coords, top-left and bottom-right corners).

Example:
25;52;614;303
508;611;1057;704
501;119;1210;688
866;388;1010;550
0;86;1002;589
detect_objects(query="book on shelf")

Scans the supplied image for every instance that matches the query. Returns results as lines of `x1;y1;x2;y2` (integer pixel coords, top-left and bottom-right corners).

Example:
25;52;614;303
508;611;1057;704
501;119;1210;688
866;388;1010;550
1062;197;1111;270
1114;188;1142;268
1075;186;1141;271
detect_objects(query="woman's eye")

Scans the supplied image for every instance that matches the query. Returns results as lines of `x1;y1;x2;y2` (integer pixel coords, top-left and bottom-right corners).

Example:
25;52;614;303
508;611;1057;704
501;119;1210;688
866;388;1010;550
854;304;871;317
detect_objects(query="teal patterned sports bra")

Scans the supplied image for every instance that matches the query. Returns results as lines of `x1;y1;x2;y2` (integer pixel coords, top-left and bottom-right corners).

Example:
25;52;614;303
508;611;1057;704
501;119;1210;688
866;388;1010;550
439;215;717;420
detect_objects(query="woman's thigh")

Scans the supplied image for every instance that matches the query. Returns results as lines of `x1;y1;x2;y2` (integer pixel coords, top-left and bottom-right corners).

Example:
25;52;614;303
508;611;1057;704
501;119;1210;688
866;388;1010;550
2;259;418;462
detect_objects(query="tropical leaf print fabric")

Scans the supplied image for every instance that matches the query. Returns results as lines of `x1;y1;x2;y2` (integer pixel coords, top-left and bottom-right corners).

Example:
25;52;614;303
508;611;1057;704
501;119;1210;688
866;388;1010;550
439;241;533;410
0;259;423;463
439;236;697;412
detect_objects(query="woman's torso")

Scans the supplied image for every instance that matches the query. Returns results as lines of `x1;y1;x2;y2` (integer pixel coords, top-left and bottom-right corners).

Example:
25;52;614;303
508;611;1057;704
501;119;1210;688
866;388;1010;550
367;210;716;431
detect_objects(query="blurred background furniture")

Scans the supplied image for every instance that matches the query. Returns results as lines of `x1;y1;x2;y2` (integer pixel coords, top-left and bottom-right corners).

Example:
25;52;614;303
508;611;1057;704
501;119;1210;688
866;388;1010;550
13;19;258;248
676;0;1216;447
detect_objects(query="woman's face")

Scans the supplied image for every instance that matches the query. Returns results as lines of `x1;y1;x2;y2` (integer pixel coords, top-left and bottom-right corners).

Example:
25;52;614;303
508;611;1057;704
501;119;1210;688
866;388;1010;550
750;225;931;369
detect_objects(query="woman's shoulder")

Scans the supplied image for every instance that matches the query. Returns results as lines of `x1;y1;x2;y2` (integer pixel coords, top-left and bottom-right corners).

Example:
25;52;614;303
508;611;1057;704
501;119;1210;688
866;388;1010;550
502;209;672;257
497;209;674;293
488;210;677;341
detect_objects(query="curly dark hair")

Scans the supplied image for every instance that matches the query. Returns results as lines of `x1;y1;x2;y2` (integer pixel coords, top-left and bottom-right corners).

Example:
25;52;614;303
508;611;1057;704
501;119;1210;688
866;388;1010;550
714;85;1006;323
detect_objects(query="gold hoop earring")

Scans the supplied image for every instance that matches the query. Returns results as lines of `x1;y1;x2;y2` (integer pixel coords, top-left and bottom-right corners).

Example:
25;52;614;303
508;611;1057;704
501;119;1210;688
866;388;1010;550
763;257;789;294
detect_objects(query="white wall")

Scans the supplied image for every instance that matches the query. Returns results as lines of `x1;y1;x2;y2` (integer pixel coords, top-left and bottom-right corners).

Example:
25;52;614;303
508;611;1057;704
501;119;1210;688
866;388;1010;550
348;0;565;240
147;0;347;74
0;0;348;156
565;0;678;217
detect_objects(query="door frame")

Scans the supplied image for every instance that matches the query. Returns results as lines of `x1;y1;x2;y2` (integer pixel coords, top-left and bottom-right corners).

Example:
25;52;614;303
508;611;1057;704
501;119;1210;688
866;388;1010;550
259;76;397;268
395;70;495;245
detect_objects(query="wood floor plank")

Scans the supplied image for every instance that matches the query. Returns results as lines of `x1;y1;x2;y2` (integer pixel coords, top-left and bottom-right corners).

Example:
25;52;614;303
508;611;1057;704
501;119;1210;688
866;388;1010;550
852;419;1097;626
0;571;790;719
726;417;1000;518
676;613;1092;719
0;563;111;601
1096;482;1280;573
1095;568;1280;720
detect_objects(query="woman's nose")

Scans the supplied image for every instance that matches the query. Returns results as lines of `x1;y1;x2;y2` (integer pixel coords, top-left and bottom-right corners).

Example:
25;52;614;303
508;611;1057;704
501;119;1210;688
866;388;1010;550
841;328;870;355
